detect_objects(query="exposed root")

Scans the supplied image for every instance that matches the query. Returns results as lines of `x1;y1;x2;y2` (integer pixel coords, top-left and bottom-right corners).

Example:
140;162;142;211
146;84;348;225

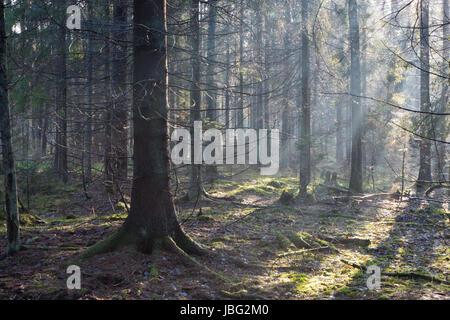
164;236;230;283
79;228;134;260
172;225;207;255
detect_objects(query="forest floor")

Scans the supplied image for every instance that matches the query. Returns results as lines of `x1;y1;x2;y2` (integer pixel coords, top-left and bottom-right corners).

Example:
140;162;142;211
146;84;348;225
0;168;449;300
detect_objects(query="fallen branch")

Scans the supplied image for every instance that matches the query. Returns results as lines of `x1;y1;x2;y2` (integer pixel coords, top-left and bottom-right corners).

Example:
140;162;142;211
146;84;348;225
277;246;334;258
341;259;449;285
220;290;267;300
319;184;352;194
425;184;450;197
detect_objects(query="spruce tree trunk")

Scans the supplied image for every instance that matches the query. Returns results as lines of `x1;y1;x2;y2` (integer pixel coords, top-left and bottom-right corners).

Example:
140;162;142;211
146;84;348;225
83;3;94;184
112;0;129;183
188;0;202;200
417;0;432;191
348;0;363;193
104;0;114;191
0;2;20;255
225;46;230;128
255;3;263;130
238;0;244;128
435;0;449;182
206;0;217;121
336;101;344;163
281;3;291;170
299;0;311;197
54;0;68;183
82;0;203;256
205;0;219;180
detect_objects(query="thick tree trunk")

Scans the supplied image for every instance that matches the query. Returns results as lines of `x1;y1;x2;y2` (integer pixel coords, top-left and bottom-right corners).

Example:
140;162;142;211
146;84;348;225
0;3;20;256
348;0;363;193
126;0;202;253
83;0;202;258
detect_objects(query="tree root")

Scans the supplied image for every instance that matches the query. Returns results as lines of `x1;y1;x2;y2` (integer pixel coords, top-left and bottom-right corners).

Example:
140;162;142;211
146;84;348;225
341;259;450;285
164;236;230;283
79;228;134;260
172;225;207;256
76;226;227;283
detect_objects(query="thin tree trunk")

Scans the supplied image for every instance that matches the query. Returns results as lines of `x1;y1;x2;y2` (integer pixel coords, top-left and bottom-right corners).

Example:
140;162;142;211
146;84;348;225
238;0;244;128
54;0;68;183
83;3;94;184
435;0;449;182
348;0;363;193
112;0;129;183
255;3;263;130
281;3;291;170
336;101;344;163
104;0;114;191
188;0;202;200
205;0;219;179
225;46;230;128
299;0;311;197
417;0;432;191
206;0;217;121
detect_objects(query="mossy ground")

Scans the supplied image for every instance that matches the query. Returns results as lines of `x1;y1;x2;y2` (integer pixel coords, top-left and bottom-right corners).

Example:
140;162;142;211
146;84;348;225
0;165;448;299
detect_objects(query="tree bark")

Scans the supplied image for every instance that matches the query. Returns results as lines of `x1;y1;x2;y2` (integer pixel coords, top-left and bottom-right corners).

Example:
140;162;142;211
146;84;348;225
206;0;217;121
0;2;20;256
111;0;129;183
348;0;363;193
299;0;311;197
237;0;244;128
54;0;68;183
417;0;432;191
188;0;202;200
83;2;94;184
83;0;203;257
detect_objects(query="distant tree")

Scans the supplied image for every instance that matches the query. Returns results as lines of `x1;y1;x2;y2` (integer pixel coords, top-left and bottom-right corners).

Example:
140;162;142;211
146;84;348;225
348;0;363;193
187;0;202;200
417;0;432;191
299;0;311;197
54;0;68;183
111;0;129;183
